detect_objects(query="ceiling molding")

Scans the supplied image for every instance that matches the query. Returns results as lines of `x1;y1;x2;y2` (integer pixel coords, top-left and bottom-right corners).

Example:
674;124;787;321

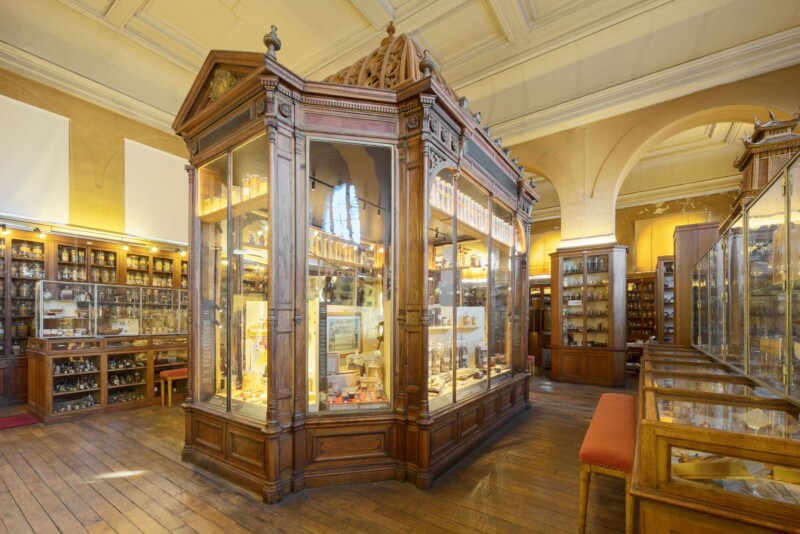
444;0;668;88
0;42;175;133
495;26;800;146
616;173;741;210
300;0;469;79
349;0;394;29
532;173;741;222
104;0;145;27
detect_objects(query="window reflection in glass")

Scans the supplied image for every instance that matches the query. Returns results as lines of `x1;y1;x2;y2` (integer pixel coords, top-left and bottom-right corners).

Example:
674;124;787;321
489;200;512;387
306;140;392;413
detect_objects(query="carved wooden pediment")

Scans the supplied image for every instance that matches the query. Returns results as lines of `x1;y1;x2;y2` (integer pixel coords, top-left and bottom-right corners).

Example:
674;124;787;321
172;50;265;134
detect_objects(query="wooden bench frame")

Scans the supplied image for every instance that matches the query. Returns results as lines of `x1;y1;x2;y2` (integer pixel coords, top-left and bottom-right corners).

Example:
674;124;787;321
159;371;187;408
578;393;635;534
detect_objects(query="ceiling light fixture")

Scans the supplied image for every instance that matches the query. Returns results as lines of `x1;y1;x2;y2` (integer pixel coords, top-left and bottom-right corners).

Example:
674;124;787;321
122;245;129;251
34;227;46;239
150;246;158;253
1;224;9;236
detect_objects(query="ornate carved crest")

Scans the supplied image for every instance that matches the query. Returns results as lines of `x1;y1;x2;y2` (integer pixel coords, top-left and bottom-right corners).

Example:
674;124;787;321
278;103;292;118
208;69;239;101
407;115;420;130
429;149;447;169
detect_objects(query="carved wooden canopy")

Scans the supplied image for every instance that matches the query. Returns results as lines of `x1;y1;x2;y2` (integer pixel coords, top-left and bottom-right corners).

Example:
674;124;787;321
323;22;456;98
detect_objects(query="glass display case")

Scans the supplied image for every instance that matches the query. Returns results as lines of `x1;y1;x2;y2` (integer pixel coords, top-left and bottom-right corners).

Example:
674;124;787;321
528;282;551;367
725;218;745;371
425;170;520;411
90;248;118;284
36;282;186;338
633;348;800;532
125;253;150;286
176;28;537;503
11;238;45;355
656;256;675;343
550;245;627;386
626;275;655;341
0;237;4;355
747;177;787;390
306;139;392;413
708;238;724;358
56;244;87;282
36;281;94;337
197;134;270;419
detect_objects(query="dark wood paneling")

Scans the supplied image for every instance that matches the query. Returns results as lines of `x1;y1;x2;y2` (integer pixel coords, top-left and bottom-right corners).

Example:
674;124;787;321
193;415;224;454
227;428;265;469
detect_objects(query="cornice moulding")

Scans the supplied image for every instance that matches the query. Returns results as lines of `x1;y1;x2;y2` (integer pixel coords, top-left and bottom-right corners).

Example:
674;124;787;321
496;26;800;147
0;42;175;133
531;173;741;222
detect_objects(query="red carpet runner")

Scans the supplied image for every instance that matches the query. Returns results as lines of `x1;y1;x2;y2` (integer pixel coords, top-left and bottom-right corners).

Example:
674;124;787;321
0;413;38;430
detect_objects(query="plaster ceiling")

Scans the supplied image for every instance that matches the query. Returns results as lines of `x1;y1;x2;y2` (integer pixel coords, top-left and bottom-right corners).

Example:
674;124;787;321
1;0;798;147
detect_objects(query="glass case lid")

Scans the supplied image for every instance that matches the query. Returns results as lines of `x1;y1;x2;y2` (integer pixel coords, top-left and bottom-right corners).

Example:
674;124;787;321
649;376;781;399
654;394;800;439
645;362;735;375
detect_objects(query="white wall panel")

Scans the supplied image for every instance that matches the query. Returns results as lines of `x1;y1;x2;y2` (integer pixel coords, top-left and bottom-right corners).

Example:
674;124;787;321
124;139;188;244
0;94;69;223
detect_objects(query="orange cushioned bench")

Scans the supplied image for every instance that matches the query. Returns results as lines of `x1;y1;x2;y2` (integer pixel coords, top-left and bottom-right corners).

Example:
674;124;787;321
579;392;636;534
159;368;188;408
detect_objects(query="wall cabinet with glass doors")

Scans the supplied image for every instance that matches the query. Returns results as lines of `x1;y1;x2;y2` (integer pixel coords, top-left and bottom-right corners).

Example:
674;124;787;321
550;245;628;386
655;256;675;343
174;32;537;504
691;150;800;404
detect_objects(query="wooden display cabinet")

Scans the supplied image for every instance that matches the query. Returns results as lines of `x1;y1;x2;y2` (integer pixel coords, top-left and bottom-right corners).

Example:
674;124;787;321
0;228;188;405
632;345;800;533
173;26;538;503
673;222;719;346
550;245;627;386
655;255;675;343
27;335;188;423
626;273;655;341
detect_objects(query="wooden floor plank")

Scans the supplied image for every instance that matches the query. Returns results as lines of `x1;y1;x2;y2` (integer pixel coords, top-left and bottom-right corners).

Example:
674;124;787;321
0;373;633;533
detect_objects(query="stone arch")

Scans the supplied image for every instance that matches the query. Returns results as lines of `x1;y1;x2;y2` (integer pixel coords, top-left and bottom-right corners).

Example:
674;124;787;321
589;71;800;210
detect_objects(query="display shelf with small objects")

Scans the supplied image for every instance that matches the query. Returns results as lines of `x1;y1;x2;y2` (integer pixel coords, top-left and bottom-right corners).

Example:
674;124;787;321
626;273;655;342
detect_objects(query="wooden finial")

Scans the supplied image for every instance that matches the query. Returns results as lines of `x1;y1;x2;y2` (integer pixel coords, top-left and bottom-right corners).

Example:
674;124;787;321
382;21;396;45
419;50;435;77
264;25;282;59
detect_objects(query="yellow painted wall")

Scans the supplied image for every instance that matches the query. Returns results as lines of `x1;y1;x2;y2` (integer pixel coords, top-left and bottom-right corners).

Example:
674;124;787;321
0;68;188;233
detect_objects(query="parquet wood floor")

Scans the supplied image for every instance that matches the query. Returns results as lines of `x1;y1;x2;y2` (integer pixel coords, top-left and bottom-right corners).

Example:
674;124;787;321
0;373;635;533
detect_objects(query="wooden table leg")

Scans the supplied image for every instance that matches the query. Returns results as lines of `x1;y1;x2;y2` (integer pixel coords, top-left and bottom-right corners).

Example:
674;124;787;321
167;378;173;408
160;379;165;406
579;463;590;534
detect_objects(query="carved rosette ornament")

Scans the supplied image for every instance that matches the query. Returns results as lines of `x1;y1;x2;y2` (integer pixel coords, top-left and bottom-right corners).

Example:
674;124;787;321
278;103;292;118
407;115;420;130
208;69;239;101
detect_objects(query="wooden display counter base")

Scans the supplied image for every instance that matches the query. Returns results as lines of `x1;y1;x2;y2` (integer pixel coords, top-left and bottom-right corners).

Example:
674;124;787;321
182;374;529;503
29;392;186;424
550;347;626;387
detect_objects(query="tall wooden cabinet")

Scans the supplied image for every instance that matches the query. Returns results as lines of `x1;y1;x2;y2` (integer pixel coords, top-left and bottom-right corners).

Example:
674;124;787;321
550;245;627;386
173;25;538;503
673;223;719;346
655;255;675;343
626;273;655;341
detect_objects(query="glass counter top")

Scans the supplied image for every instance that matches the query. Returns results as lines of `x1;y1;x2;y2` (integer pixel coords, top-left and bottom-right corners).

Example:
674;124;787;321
648;363;733;375
651;376;780;398
646;356;716;363
656;397;800;439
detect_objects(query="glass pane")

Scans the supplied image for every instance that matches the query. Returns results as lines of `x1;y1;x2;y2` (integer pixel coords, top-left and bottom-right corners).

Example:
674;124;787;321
790;159;800;400
96;285;140;336
56;244;87;282
671;447;800;505
562;255;584;347
229;135;269;418
36;281;93;337
651;376;779;398
197;154;229;411
691;264;700;346
307;140;392;413
709;240;724;357
152;256;174;288
698;256;709;351
727;218;745;370
90;248;118;284
489;201;512;389
11;238;45;354
454;178;489;401
662;260;675;343
748;178;787;390
428;170;456;411
655;397;799;439
586;254;609;348
0;237;4;355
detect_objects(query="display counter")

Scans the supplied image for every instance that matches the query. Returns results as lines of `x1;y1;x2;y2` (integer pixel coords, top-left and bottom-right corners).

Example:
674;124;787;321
632;345;800;533
27;335;187;423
